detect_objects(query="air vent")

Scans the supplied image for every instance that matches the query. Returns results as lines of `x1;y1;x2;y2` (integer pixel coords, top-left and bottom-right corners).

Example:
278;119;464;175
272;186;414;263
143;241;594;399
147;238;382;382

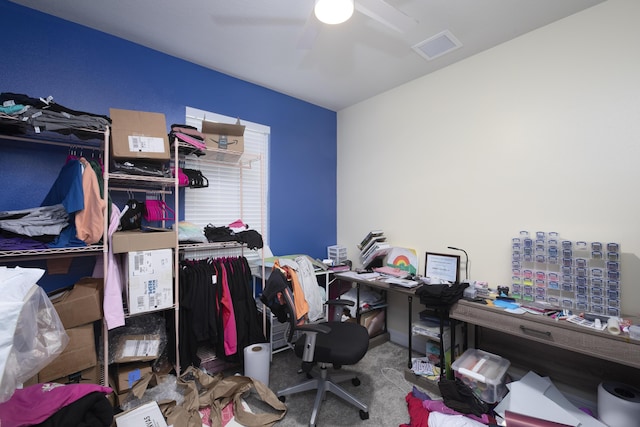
412;30;462;61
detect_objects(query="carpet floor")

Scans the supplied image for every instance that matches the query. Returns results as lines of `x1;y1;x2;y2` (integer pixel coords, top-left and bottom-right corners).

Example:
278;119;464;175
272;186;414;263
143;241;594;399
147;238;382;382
244;340;436;427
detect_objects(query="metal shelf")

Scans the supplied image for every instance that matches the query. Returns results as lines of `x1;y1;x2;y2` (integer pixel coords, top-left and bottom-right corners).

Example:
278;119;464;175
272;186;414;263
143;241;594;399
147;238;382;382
0;244;104;261
178;241;244;251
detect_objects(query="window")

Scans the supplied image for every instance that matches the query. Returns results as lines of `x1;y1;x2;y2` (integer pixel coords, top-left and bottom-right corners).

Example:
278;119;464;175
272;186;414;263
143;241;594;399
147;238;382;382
183;107;269;267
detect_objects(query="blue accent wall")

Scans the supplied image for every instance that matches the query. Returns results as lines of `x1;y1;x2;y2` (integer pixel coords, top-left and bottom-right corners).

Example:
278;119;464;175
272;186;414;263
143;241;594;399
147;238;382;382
0;2;337;268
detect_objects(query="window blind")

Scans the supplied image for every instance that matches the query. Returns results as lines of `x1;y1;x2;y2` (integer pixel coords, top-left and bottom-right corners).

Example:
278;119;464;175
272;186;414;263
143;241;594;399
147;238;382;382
183;106;269;267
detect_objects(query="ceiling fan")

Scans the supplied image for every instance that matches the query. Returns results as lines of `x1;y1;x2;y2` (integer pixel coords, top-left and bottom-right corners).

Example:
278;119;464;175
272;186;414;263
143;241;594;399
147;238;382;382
298;0;418;49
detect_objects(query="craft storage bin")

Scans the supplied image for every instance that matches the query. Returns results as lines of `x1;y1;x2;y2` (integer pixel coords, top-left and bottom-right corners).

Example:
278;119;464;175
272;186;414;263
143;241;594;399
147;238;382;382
451;348;510;403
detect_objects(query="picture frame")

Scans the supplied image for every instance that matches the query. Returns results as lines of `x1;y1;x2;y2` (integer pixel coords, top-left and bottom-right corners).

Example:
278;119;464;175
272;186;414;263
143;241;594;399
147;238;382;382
424;252;460;284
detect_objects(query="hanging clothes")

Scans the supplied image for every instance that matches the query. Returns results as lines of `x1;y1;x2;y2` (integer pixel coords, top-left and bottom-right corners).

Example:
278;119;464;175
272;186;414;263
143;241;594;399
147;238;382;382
41;159;85;248
177;256;265;371
102;203;125;330
294;255;325;322
262;260;309;325
214;260;237;357
178;260;219;371
224;257;266;359
75;157;105;245
279;261;309;323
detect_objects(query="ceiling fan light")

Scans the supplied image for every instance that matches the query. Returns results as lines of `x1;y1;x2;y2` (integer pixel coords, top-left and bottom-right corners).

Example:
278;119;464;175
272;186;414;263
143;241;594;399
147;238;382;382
314;0;354;25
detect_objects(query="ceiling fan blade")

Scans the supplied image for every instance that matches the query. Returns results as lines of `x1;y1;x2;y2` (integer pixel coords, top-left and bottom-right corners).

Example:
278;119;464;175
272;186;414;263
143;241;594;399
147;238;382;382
297;10;322;50
355;0;418;33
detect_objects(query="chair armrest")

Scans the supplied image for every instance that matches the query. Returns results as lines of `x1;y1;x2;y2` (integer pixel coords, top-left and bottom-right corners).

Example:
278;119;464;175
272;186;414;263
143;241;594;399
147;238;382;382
297;323;331;334
325;298;355;307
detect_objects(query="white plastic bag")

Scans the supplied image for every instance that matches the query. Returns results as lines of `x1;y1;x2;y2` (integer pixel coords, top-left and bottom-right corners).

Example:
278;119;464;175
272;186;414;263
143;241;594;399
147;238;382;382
0;267;69;403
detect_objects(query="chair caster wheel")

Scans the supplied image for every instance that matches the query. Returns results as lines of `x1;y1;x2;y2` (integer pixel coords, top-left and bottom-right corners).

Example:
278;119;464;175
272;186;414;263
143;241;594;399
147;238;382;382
278;396;286;402
352;377;361;386
359;410;369;420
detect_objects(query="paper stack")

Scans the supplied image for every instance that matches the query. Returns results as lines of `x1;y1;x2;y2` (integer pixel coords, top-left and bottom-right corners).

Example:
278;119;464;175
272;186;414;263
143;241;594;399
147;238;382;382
358;230;390;268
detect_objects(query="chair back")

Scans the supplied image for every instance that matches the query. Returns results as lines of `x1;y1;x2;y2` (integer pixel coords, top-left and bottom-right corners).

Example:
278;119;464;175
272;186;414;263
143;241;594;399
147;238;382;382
280;286;299;344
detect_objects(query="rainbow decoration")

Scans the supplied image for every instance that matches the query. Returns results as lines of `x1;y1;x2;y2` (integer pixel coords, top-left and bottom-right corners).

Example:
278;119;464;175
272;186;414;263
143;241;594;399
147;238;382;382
385;247;418;275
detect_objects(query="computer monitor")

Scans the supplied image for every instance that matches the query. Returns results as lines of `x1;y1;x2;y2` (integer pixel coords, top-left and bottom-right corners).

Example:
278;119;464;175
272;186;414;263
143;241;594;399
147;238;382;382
424;252;460;284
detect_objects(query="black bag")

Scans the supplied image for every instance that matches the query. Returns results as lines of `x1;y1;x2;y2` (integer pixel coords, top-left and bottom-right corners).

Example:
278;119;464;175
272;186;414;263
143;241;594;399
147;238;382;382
416;282;469;307
203;224;235;243
119;199;145;230
438;377;490;416
111;159;167;177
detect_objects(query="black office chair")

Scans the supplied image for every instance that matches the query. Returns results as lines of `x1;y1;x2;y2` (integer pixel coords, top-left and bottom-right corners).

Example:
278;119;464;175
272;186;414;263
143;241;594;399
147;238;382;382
276;286;370;427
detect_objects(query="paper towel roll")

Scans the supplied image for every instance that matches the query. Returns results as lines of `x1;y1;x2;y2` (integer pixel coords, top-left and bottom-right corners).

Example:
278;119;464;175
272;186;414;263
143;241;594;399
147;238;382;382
607;317;621;335
244;343;270;386
598;381;640;426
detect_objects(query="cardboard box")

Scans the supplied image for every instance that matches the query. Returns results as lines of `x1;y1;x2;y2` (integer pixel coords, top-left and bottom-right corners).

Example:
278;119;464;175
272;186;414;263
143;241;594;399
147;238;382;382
50;364;101;385
114;401;168;427
113;362;153;393
110;108;170;161
112;229;177;254
201;119;245;162
114;334;162;363
359;309;385;337
38;324;97;383
50;277;103;329
126;249;174;315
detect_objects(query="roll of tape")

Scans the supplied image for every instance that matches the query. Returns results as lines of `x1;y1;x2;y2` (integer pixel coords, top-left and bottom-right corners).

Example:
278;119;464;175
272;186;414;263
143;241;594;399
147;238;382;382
607;317;621;335
244;343;271;386
598;382;640;426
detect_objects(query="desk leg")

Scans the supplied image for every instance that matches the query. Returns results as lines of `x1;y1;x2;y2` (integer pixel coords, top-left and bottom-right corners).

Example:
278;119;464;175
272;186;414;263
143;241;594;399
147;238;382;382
439;309;445;380
356;282;361;319
408;295;413;369
451;317;456;361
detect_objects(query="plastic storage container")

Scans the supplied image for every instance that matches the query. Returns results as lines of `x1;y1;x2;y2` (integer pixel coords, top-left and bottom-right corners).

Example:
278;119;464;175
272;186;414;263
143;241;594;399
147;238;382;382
451;348;511;403
327;245;347;265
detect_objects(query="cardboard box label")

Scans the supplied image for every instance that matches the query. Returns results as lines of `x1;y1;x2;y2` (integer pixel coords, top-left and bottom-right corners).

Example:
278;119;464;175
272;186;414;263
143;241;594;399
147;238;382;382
121;338;159;359
115;334;162;363
114;401;168;427
128;135;166;153
127;249;173;315
130;251;156;276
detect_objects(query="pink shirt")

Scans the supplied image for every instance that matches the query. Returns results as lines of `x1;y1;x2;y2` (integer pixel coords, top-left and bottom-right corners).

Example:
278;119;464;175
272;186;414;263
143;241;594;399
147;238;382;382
0;382;112;426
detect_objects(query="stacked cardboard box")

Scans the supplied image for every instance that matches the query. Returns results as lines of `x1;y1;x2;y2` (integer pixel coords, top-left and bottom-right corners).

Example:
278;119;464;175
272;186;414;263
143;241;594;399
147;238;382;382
34;277;103;384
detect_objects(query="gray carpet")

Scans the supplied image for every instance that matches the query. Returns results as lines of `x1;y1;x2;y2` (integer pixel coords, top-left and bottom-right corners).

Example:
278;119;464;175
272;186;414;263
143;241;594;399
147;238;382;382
247;341;434;426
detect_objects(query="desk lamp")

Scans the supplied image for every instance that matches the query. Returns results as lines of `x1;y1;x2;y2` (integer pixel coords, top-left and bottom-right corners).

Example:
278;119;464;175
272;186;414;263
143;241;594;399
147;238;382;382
447;246;469;281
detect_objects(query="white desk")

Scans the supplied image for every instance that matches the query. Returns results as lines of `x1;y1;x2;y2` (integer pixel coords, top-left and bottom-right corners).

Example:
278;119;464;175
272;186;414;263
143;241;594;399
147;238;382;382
334;272;419;368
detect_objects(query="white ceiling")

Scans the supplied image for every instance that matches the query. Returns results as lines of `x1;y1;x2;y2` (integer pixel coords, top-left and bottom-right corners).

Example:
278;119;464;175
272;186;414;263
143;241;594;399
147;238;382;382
11;0;605;111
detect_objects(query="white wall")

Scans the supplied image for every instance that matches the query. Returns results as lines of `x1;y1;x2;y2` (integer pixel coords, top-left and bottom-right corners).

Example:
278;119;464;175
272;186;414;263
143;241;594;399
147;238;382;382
337;0;640;336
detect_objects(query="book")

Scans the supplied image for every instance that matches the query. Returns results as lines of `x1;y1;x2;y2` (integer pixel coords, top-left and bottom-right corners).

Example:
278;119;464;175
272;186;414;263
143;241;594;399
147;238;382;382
360;234;387;255
360;241;390;264
361;244;391;269
115;401;168;427
358;230;384;250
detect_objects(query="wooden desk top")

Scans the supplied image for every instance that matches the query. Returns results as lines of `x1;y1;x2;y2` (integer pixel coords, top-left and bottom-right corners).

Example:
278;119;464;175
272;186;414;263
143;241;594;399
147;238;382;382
450;299;640;369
